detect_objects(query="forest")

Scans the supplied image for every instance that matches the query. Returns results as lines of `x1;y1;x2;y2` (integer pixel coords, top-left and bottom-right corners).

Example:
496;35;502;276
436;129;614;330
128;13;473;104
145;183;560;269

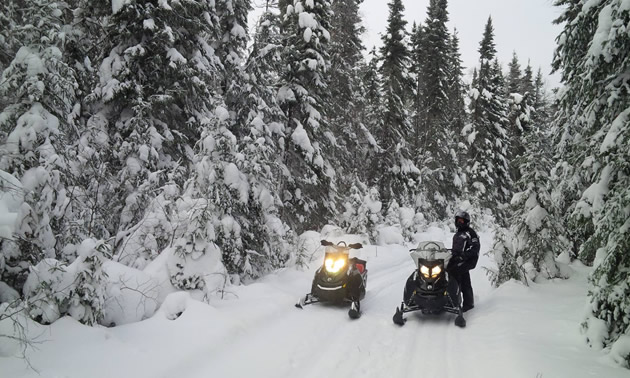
0;0;628;368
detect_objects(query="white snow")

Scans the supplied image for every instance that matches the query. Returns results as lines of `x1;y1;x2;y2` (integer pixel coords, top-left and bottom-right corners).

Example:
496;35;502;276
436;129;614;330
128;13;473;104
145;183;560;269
600;108;629;153
298;12;318;30
223;163;250;204
231;24;246;39
143;19;156;30
215;106;230;122
167;48;187;65
0;170;23;240
588;4;613;61
158;0;172;10
112;0;130;14
277;86;296;103
101;261;160;326
1;228;629;378
303;27;313;43
291;123;315;160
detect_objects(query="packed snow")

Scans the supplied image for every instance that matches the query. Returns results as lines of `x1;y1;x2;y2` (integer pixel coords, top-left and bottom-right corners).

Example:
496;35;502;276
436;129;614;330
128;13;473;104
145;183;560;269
1;226;628;378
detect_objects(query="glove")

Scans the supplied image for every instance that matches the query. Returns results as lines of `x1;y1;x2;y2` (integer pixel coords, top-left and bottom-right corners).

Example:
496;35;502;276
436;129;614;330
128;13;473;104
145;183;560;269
450;254;465;267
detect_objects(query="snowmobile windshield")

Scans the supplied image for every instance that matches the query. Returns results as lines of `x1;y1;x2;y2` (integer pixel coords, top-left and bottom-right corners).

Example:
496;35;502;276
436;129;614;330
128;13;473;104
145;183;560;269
325;246;350;255
410;241;451;268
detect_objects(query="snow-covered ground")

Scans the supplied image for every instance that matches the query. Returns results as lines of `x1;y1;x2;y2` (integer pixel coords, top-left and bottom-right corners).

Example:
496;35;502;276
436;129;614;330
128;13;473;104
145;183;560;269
1;226;628;378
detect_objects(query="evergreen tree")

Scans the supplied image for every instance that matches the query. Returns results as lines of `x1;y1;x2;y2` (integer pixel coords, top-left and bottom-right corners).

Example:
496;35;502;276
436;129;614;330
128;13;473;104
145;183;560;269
531;68;551;125
446;29;467;134
552;0;630;361
217;0;253;138
376;0;419;209
360;48;385;188
414;0;460;217
277;0;336;232
0;0;78;291
90;0;223;254
327;0;369;179
66;239;110;326
409;22;426;152
490;127;569;286
464;16;512;223
506;52;521;95
520;61;535;97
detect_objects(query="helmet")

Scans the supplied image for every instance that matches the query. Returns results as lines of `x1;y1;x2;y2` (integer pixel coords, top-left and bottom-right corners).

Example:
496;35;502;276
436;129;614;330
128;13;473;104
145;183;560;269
455;210;470;229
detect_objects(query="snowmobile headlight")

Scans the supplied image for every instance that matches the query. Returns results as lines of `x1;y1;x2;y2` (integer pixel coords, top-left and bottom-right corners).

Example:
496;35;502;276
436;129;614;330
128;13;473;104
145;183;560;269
431;265;442;277
325;257;346;273
420;265;430;278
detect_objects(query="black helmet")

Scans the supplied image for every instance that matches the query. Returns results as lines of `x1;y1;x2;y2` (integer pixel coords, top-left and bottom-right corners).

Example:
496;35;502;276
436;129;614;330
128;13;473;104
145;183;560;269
455;210;470;229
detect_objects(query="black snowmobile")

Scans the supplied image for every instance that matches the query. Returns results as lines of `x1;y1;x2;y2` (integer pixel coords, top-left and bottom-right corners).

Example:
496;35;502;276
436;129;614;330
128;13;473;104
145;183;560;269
393;241;466;327
295;240;367;319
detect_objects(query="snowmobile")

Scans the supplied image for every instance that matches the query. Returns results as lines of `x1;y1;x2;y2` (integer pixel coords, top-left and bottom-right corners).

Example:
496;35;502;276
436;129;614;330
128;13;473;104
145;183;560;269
295;240;367;319
392;241;466;327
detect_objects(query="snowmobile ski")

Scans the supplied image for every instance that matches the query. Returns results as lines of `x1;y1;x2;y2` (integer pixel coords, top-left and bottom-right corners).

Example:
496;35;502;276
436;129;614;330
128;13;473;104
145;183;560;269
295;240;368;318
348;301;361;319
392;241;466;327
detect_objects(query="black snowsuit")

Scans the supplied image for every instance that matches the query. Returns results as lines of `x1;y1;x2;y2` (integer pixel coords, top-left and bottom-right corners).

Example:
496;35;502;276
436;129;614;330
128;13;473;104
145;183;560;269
448;225;480;310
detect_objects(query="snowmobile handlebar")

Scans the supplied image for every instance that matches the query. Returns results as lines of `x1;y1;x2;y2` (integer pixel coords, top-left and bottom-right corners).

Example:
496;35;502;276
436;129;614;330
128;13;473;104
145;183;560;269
320;240;363;249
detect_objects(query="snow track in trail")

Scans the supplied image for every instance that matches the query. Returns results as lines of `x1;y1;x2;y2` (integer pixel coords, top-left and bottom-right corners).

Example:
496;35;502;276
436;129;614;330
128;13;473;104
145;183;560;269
178;242;468;378
3;228;630;378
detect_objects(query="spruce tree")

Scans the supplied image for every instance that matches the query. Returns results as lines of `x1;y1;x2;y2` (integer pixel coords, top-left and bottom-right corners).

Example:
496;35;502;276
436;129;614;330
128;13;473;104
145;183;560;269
490;126;569;286
376;0;419;209
506;52;521;95
552;0;630;361
90;0;223;254
0;0;78;291
277;0;336;232
327;0;367;174
409;22;426;152
520;61;535;97
446;29;467;134
360;48;385;188
465;16;512;223
415;0;460;217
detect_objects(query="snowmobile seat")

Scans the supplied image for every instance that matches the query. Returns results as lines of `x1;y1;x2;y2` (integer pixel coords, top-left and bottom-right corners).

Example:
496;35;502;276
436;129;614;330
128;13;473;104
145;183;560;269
350;257;367;273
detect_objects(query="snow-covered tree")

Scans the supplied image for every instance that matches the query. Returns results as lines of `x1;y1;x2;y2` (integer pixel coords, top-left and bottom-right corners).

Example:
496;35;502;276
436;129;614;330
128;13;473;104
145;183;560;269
375;0;419;209
414;0;461;217
358;48;384;186
65;239;110;325
327;0;371;180
340;183;382;241
409;22;426;152
552;0;630;362
0;0;78;291
464;16;512;223
277;0;336;232
445;29;467;136
490;127;569;286
91;0;223;254
506;52;522;95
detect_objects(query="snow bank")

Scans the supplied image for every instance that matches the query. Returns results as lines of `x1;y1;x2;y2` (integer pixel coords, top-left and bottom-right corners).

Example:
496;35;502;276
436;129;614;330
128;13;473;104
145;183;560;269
154;291;192;320
377;225;404;245
610;335;630;368
101;261;160;326
0;170;22;240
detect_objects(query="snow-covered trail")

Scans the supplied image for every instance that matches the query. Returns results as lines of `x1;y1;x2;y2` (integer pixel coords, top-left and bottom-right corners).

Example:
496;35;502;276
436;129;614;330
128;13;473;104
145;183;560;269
1;227;628;378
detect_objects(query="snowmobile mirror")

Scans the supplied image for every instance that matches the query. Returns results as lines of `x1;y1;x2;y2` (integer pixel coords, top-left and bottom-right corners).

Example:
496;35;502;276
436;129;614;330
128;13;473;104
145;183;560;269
320;240;333;246
348;243;363;249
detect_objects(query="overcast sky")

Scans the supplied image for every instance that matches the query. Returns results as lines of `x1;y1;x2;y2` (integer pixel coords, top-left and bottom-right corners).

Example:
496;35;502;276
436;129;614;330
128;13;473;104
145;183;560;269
248;0;564;88
360;0;564;88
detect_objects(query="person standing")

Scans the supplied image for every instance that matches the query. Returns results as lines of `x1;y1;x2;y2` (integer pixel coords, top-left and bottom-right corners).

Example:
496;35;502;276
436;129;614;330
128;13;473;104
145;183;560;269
449;210;480;312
